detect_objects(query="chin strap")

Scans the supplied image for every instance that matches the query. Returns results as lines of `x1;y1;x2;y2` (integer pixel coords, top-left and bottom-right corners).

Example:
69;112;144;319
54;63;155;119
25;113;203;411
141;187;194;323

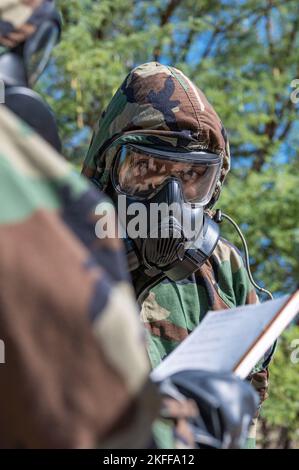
214;209;273;301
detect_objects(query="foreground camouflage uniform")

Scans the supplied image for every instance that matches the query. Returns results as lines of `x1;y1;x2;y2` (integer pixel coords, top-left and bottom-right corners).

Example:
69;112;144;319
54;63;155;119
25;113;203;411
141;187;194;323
82;62;274;448
0;105;160;448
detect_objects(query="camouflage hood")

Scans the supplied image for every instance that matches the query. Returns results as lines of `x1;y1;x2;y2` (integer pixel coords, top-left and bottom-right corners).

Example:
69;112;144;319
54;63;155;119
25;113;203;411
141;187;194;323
82;62;231;208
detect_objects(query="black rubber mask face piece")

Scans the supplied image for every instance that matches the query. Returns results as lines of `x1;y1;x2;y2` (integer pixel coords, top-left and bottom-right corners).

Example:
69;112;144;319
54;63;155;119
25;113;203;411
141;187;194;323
129;178;205;270
108;174;220;303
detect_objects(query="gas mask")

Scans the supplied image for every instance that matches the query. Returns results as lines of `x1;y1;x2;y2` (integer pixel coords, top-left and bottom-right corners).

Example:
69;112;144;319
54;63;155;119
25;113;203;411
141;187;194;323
106;144;221;302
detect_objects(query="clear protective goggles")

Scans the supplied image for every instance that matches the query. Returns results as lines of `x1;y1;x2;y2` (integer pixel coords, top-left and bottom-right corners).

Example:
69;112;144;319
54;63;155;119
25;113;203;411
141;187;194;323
112;144;222;205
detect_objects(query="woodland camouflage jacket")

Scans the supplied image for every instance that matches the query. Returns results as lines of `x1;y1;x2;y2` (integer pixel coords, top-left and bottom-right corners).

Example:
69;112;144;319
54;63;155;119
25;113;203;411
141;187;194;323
0;105;159;448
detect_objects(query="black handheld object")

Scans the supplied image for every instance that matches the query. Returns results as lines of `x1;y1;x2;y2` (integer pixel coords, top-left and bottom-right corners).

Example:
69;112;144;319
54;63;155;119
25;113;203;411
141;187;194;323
165;370;258;449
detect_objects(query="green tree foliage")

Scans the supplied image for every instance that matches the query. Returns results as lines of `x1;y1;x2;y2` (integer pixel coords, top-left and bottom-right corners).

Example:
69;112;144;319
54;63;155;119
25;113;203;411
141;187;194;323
259;326;299;448
218;164;299;296
37;0;299;447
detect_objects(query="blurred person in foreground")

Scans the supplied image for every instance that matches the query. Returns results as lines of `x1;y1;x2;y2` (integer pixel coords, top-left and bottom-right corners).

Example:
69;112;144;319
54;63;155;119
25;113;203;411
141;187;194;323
0;2;160;449
0;1;55;49
0;103;159;448
82;62;275;448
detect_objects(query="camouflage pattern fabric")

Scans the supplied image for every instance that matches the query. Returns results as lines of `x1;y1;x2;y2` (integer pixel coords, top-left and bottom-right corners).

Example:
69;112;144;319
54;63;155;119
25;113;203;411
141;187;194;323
82;61;230;209
82;62;275;447
0;0;49;48
0;105;159;448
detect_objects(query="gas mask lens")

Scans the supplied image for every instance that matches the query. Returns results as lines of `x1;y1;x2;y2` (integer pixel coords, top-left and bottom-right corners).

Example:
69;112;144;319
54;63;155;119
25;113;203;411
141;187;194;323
112;145;222;205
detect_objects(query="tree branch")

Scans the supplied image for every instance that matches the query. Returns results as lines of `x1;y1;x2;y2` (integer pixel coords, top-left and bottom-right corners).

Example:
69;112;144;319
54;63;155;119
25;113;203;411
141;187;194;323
153;0;182;61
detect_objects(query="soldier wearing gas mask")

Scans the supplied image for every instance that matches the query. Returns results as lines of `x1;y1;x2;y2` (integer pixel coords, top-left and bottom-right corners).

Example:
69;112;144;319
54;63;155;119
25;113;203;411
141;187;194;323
82;62;275;448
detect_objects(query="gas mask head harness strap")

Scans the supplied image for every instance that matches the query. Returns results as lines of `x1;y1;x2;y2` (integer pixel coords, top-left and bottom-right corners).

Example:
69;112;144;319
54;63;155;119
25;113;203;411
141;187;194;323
106;144;222;302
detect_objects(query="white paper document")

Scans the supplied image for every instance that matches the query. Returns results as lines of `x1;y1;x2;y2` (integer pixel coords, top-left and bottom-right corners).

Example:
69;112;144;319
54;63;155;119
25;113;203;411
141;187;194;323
151;294;299;382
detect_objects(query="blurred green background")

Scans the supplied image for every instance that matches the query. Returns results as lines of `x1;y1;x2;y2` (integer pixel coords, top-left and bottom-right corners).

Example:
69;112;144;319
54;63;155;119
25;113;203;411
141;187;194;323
38;0;299;447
